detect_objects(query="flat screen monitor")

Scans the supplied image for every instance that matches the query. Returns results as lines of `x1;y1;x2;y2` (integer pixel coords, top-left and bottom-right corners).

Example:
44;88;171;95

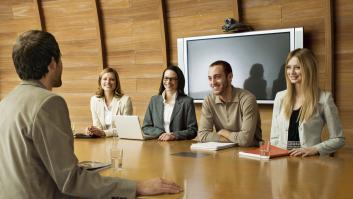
177;27;303;104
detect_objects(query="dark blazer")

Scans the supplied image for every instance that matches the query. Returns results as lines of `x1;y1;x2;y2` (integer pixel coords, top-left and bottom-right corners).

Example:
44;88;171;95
142;95;198;140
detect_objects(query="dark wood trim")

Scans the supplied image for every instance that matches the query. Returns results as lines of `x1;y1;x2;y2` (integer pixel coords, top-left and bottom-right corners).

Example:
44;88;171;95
92;0;106;68
159;0;169;67
33;0;45;30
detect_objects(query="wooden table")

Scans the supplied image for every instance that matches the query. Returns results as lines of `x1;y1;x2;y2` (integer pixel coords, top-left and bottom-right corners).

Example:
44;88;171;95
74;138;353;199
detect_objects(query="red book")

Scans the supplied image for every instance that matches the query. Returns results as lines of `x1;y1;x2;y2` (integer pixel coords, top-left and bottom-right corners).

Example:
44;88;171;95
239;145;289;160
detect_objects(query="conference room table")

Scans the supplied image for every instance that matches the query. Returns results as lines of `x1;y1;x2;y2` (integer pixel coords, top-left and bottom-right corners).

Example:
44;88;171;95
74;138;353;199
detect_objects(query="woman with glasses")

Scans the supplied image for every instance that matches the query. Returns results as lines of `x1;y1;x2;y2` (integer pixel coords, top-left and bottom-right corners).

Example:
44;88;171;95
270;48;345;156
87;67;133;137
142;66;198;141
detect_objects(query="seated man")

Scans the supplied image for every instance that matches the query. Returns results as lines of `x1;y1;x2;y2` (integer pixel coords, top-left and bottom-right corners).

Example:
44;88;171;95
197;60;262;146
0;30;182;199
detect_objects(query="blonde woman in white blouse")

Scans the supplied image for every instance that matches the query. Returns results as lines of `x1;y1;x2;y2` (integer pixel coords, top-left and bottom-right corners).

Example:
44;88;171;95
87;67;132;137
270;48;344;156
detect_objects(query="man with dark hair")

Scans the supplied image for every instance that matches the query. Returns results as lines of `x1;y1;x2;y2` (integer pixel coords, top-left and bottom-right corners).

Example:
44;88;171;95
210;60;233;77
0;30;182;198
197;60;262;146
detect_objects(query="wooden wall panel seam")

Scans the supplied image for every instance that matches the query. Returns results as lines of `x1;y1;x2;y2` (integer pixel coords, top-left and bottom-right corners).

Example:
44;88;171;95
92;0;105;68
159;0;169;67
33;0;45;30
233;0;240;22
325;0;334;97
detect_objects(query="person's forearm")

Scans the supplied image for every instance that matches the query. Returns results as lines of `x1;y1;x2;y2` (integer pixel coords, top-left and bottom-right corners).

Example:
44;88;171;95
197;131;221;142
228;130;256;146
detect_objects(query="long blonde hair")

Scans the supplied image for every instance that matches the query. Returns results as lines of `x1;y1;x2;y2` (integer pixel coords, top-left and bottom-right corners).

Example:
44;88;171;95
282;48;320;123
95;67;123;98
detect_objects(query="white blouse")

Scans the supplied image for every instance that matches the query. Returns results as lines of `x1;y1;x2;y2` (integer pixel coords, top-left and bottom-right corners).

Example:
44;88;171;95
162;91;177;133
104;101;113;130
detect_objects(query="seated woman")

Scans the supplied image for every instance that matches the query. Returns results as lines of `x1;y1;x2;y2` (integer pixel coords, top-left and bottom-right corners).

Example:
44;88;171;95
270;48;345;156
142;66;198;141
87;67;133;137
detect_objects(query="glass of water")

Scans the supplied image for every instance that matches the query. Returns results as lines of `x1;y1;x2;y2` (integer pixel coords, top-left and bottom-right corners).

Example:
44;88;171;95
259;140;270;159
110;145;123;171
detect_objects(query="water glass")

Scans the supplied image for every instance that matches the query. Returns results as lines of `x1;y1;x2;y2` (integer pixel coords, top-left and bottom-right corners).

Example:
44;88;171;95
111;145;123;171
259;140;270;158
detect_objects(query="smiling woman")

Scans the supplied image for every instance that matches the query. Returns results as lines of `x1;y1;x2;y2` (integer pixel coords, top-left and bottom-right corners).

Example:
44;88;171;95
87;67;133;137
270;48;345;156
142;66;198;141
286;57;302;85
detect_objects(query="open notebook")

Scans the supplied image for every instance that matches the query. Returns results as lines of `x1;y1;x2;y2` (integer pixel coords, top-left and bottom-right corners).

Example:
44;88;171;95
191;142;236;151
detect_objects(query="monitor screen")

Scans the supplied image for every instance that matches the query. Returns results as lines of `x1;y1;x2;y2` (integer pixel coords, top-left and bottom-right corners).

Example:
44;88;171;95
178;28;303;104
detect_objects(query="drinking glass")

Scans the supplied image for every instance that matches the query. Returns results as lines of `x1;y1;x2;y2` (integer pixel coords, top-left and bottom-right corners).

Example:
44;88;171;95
259;140;270;159
111;145;123;171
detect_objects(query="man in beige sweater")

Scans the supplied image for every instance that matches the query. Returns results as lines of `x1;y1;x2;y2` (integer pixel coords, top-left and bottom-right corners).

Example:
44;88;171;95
198;60;262;147
0;30;181;199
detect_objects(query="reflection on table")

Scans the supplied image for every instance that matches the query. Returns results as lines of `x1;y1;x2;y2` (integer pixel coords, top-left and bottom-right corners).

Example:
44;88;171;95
74;138;353;199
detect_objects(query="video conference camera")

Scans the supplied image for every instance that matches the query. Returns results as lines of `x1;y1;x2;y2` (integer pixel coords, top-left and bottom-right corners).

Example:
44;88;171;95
222;18;252;33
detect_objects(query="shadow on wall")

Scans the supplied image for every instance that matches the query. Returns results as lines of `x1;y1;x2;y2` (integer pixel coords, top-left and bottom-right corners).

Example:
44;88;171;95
271;64;286;99
243;63;267;99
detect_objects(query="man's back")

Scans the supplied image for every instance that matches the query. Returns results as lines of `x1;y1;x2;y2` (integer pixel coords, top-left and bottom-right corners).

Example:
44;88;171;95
0;29;181;199
0;81;73;198
0;81;137;199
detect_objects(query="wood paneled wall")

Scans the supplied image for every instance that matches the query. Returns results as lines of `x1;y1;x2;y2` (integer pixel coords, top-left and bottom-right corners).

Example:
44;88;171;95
41;0;103;130
335;0;353;145
166;0;236;64
0;0;41;98
100;0;167;118
0;0;352;145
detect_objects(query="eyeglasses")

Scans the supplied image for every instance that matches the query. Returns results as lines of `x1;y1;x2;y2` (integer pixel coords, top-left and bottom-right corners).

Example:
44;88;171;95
163;77;178;82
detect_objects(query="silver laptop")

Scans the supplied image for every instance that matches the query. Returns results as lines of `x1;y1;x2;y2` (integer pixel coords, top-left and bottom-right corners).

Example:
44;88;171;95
113;115;154;140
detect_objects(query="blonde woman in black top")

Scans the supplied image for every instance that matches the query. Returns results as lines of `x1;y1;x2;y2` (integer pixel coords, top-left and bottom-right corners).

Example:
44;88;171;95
270;48;344;156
